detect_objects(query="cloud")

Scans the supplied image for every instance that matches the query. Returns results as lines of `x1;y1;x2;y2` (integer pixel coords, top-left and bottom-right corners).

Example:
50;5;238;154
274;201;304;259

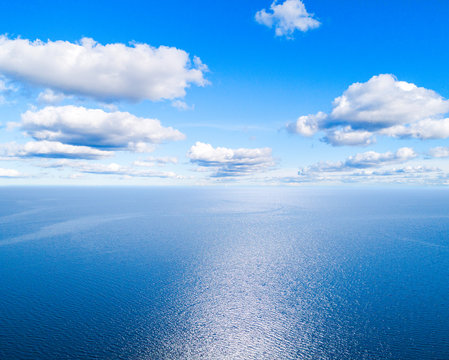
255;0;320;38
380;118;449;139
0;35;208;102
17;105;185;151
301;147;417;174
294;165;441;184
287;111;325;136
37;89;68;104
428;146;449;158
0;75;17;104
188;141;275;177
322;127;375;146
287;74;449;145
285;164;442;184
171;100;194;111
0;167;21;177
0;141;113;159
295;147;422;183
43;159;180;179
134;156;178;167
329;74;449;128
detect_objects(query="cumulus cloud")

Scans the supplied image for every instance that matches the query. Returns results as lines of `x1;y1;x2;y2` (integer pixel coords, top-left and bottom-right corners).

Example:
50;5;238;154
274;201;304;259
17;106;185;151
0;35;208;102
255;0;320;37
0;167;21;177
0;141;113;159
188;142;275;177
287;74;449;146
286;111;325;136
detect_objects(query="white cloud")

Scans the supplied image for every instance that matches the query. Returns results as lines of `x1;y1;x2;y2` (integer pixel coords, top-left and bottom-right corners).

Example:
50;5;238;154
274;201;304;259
286;111;325;136
134;156;178;167
18;105;185;151
380;118;449;139
287;74;449;145
330;74;449;128
1;141;113;159
0;167;21;177
347;147;416;167
0;75;16;104
300;147;417;174
323;127;374;147
37;89;68;104
295;165;441;184
0;35;208;102
43;159;180;179
171;100;194;111
0;78;7;92
428;146;449;158
188;141;275;177
255;0;320;38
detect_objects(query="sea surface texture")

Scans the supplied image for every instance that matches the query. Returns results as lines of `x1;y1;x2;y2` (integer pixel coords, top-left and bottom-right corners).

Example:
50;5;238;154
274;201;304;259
0;187;448;359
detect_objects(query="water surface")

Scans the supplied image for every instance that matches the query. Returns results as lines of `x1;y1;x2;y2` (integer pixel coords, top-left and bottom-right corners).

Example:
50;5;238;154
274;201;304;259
0;187;448;359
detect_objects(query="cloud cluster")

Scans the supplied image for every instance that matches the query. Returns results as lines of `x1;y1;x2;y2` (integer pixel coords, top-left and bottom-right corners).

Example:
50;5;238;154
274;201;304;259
255;0;320;37
288;74;449;145
0;36;208;102
292;147;436;184
300;147;417;174
17;105;185;151
188;142;275;177
1;141;113;159
283;165;442;185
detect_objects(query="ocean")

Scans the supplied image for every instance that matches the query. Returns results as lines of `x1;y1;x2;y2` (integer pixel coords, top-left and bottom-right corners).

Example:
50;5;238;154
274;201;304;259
0;187;448;359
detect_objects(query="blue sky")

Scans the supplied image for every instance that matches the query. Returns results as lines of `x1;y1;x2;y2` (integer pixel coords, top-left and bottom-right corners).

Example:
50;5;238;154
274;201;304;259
1;0;449;185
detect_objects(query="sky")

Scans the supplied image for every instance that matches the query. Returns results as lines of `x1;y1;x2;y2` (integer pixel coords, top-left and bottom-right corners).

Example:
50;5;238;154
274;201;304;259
1;0;449;185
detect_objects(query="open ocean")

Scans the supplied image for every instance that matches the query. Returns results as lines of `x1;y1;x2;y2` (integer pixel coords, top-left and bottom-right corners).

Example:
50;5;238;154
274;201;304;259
0;187;448;359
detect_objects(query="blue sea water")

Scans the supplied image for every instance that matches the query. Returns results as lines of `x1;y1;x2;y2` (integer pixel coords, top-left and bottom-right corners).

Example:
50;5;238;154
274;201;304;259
0;187;448;359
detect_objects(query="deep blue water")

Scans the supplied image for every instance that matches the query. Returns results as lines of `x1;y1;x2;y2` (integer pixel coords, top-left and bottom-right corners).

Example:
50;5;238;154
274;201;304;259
0;187;448;359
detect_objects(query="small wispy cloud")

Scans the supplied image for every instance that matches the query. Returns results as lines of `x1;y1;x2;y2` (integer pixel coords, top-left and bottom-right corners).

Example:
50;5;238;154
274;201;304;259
171;100;194;111
37;89;69;105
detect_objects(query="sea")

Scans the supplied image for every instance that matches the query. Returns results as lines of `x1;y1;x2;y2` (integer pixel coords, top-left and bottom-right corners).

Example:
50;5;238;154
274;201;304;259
0;187;448;359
